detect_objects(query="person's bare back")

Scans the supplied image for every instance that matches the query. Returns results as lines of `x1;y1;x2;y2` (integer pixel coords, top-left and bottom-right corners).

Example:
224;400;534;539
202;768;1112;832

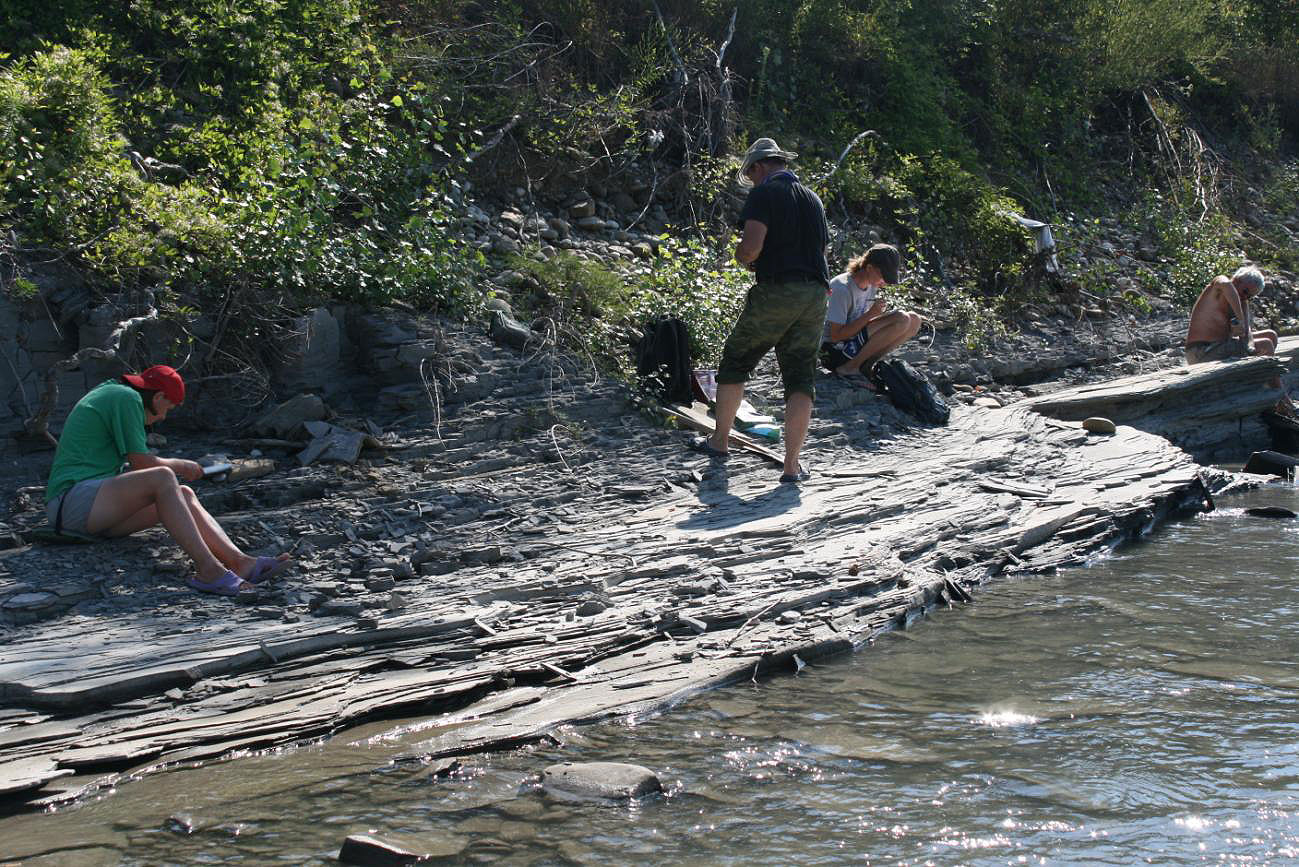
1186;276;1246;345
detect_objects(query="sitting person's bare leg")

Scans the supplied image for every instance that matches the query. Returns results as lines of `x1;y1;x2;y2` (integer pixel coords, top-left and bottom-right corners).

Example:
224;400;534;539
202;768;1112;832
861;311;922;366
1254;330;1278;355
86;467;244;588
179;486;290;579
837;311;919;374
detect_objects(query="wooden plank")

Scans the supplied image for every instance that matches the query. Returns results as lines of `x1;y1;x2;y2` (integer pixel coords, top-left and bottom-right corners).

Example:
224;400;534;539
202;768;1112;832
661;404;784;465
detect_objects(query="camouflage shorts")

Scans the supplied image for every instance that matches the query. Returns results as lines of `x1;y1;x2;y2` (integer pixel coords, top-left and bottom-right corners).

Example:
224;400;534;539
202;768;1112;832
717;279;828;399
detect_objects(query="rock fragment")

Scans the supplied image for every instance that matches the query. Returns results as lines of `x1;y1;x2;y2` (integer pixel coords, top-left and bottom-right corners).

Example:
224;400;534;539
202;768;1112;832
338;831;466;865
540;761;662;800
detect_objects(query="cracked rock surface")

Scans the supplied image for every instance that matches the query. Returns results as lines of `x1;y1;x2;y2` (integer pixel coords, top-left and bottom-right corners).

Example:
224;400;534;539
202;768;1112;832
0;318;1242;812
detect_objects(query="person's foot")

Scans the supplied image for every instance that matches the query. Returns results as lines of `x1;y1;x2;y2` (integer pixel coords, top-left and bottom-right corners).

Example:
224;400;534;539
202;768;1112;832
241;553;294;584
188;569;253;596
688;435;729;460
779;464;811;484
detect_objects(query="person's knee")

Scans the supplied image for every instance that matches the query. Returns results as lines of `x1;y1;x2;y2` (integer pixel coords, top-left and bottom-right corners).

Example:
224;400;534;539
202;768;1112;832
179;484;198;502
143;465;180;490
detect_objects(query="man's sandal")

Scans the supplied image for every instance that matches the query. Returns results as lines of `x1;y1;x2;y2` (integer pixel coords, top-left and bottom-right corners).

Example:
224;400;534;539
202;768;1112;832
779;464;811;484
688;436;729;461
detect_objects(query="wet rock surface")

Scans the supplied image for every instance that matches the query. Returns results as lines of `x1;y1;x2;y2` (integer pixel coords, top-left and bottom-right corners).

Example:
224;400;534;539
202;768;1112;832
0;311;1250;813
540;761;661;800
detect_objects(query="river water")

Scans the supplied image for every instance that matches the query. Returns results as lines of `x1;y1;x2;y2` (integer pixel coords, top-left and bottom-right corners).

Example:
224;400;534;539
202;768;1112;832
3;484;1299;865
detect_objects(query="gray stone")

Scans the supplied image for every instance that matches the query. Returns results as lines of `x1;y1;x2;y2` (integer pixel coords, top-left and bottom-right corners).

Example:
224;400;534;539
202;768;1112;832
1082;417;1117;435
315;600;365;618
365;575;396;593
338;831;467;865
395;341;442;367
568;198;595;218
277;307;342;391
541;761;661;800
489;311;537;351
491;235;521;256
255;394;328;438
2;592;58;610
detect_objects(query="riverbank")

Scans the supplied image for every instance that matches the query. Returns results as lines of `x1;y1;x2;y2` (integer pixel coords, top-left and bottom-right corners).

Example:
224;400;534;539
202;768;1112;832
3;311;1273;815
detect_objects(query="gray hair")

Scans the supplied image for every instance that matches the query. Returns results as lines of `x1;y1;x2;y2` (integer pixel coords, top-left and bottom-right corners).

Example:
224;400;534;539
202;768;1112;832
1232;265;1265;294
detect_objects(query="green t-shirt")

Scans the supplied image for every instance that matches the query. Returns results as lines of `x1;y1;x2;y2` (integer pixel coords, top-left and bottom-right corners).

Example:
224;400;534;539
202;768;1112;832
46;381;148;502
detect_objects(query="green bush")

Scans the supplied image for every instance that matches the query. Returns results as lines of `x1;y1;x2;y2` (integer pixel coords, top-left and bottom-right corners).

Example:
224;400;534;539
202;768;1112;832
1;39;484;316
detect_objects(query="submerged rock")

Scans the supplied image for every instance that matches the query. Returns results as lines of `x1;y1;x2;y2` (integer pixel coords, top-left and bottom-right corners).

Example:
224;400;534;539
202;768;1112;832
338;831;466;865
540;761;662;801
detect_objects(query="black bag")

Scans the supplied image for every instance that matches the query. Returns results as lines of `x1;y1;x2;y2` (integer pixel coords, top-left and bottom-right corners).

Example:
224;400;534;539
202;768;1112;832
870;358;950;425
634;316;693;404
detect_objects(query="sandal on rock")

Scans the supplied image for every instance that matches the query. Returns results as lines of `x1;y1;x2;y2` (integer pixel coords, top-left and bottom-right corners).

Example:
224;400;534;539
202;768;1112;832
688;435;729;461
779;465;811;484
187;569;253;597
249;555;293;585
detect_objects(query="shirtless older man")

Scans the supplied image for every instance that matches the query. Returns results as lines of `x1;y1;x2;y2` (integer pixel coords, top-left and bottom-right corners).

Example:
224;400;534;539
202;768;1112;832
1184;265;1276;364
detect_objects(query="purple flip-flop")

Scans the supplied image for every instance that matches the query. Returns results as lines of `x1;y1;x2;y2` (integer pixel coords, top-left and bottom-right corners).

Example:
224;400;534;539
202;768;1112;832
187;569;252;597
249;555;293;585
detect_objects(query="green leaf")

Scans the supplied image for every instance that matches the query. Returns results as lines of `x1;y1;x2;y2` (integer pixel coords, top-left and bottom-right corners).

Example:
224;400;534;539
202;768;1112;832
390;94;403;107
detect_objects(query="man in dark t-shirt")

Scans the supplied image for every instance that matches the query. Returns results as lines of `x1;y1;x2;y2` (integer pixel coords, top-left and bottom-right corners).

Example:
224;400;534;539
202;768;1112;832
689;137;829;484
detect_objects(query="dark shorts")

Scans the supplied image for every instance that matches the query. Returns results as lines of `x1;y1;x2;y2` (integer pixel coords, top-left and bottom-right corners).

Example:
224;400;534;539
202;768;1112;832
820;327;873;372
1185;337;1246;365
717;279;828;399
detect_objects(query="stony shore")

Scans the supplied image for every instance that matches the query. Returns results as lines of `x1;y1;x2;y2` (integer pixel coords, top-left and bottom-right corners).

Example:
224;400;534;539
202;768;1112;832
2;303;1281;816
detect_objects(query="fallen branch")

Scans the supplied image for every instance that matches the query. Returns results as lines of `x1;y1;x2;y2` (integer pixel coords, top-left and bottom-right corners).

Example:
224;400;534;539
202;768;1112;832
826;129;880;182
466;114;522;163
650;0;689;88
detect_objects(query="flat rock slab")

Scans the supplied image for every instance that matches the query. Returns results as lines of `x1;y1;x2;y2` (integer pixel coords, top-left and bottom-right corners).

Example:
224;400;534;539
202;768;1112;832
1016;344;1299;459
541;761;662;800
0;328;1229;813
0;757;71;796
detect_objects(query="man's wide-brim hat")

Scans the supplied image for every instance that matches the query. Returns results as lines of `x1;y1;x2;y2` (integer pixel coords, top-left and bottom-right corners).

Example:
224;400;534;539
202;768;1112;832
737;137;798;187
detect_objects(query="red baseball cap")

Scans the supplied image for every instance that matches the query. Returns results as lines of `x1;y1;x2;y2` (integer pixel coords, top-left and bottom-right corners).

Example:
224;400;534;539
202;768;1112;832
123;365;185;405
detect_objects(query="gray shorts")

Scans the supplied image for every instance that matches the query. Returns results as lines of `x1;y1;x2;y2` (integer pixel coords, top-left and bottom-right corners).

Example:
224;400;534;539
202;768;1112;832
46;478;107;535
1185;337;1246;365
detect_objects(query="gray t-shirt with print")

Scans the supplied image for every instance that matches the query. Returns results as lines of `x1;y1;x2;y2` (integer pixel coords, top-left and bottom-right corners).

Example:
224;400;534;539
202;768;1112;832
822;271;877;347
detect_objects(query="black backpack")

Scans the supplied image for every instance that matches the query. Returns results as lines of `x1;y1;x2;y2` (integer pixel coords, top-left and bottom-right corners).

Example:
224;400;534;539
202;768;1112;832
870;359;950;425
634;317;693;404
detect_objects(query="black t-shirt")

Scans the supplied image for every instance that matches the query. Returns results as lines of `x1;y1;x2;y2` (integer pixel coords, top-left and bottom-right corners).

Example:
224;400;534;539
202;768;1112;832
736;172;829;284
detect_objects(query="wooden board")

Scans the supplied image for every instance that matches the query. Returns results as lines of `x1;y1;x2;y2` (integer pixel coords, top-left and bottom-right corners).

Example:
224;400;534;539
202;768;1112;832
662;403;784;465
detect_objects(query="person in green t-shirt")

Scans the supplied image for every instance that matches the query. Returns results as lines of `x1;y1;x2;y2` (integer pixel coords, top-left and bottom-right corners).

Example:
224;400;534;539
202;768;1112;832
45;365;291;596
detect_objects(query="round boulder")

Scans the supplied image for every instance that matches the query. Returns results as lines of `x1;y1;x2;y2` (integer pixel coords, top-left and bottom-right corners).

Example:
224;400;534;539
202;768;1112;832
541;761;662;801
1082;417;1117;435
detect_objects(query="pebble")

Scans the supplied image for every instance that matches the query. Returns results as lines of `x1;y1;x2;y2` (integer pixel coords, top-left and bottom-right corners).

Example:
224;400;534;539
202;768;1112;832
1082;417;1117;435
